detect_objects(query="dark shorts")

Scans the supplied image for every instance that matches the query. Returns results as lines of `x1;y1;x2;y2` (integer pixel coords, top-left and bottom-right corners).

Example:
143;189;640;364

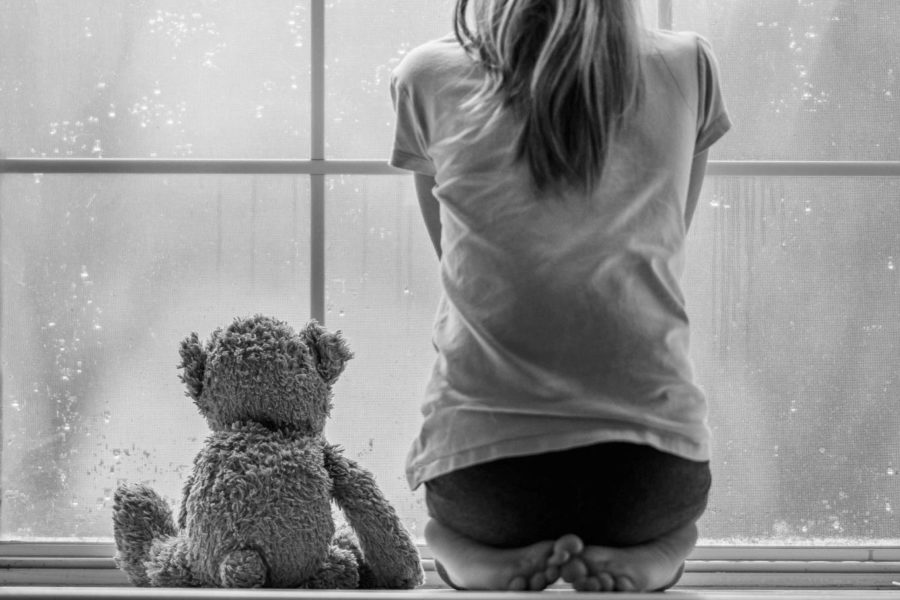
425;442;711;589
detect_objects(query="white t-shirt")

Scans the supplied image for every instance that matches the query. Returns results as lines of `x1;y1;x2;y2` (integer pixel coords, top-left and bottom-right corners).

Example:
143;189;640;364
390;30;731;490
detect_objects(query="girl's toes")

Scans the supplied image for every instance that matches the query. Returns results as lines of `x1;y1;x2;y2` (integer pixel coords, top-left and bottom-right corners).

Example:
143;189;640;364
529;571;548;590
550;534;584;565
508;575;527;591
574;576;601;591
597;572;616;591
615;575;636;591
544;564;560;582
560;558;588;582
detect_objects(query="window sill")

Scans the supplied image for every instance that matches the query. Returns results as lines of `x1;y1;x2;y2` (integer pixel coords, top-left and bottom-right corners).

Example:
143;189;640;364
2;544;900;590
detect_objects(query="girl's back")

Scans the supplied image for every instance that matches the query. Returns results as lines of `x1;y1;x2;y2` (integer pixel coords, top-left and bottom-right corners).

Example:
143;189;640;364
391;27;730;489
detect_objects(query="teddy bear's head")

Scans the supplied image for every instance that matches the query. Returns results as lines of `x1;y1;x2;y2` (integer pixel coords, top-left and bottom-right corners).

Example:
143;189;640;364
177;315;353;435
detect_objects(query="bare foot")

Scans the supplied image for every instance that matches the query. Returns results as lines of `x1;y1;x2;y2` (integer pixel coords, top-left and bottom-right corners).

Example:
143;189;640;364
559;522;697;592
425;519;583;590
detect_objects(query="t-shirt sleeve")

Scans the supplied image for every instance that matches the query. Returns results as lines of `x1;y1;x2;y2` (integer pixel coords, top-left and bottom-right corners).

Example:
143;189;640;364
389;72;437;176
694;35;731;155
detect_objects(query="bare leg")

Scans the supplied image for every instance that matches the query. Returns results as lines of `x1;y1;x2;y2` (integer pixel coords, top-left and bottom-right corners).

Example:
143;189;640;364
560;521;698;592
425;518;581;591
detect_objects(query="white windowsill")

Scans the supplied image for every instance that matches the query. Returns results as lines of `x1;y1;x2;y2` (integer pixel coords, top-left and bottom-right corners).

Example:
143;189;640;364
2;543;900;589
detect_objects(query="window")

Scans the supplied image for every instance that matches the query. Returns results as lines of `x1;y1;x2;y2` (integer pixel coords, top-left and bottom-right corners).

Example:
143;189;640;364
2;0;900;588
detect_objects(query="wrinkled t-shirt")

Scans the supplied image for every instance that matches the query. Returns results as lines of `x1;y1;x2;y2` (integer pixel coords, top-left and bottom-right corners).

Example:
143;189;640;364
389;30;731;490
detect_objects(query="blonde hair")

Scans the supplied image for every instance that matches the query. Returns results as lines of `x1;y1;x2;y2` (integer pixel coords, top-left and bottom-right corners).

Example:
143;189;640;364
454;0;645;194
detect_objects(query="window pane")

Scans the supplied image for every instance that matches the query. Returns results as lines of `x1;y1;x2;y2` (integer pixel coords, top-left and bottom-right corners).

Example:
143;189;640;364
325;0;658;159
0;1;310;159
674;0;900;161
1;174;311;539
325;0;456;159
324;175;441;538
688;177;900;544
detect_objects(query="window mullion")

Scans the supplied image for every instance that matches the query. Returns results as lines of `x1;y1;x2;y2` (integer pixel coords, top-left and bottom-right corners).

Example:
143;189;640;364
658;0;673;29
310;0;326;324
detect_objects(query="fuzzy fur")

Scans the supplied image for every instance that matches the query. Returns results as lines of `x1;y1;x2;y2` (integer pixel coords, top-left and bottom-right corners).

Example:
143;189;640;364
112;315;423;589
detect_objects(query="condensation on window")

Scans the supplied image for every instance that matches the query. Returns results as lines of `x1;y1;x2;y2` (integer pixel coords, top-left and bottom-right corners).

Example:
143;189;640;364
688;177;900;545
674;0;900;161
1;174;312;539
2;0;900;545
0;1;311;159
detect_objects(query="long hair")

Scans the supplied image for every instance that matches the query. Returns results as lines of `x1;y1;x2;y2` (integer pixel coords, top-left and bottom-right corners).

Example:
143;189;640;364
454;0;645;195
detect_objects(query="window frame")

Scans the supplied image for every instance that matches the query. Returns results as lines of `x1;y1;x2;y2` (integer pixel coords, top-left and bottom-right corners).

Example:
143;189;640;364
2;0;900;588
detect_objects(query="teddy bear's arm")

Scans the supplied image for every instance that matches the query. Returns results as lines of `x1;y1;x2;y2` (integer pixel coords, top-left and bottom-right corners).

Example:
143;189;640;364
323;444;423;589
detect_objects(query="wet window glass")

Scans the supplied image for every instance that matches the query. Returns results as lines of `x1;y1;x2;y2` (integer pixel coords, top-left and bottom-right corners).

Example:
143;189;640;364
1;1;899;545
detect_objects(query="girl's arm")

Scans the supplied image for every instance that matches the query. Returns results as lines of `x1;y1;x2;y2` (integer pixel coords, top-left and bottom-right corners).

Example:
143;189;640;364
684;149;710;229
414;173;442;259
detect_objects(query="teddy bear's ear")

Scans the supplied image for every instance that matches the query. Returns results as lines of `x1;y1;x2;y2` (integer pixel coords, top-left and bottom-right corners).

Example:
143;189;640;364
178;332;207;401
301;321;354;385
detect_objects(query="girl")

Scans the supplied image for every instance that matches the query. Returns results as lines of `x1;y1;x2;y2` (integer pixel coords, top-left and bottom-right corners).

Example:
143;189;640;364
390;0;730;591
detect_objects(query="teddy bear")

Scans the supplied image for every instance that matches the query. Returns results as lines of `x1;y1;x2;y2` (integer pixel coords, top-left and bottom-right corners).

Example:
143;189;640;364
112;315;424;589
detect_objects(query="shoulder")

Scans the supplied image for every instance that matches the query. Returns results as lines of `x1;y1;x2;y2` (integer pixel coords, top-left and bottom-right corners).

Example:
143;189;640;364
642;30;723;98
644;29;710;63
391;34;472;92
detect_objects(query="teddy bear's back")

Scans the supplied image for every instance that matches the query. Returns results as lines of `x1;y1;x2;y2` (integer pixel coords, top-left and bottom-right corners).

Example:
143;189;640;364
184;425;335;587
